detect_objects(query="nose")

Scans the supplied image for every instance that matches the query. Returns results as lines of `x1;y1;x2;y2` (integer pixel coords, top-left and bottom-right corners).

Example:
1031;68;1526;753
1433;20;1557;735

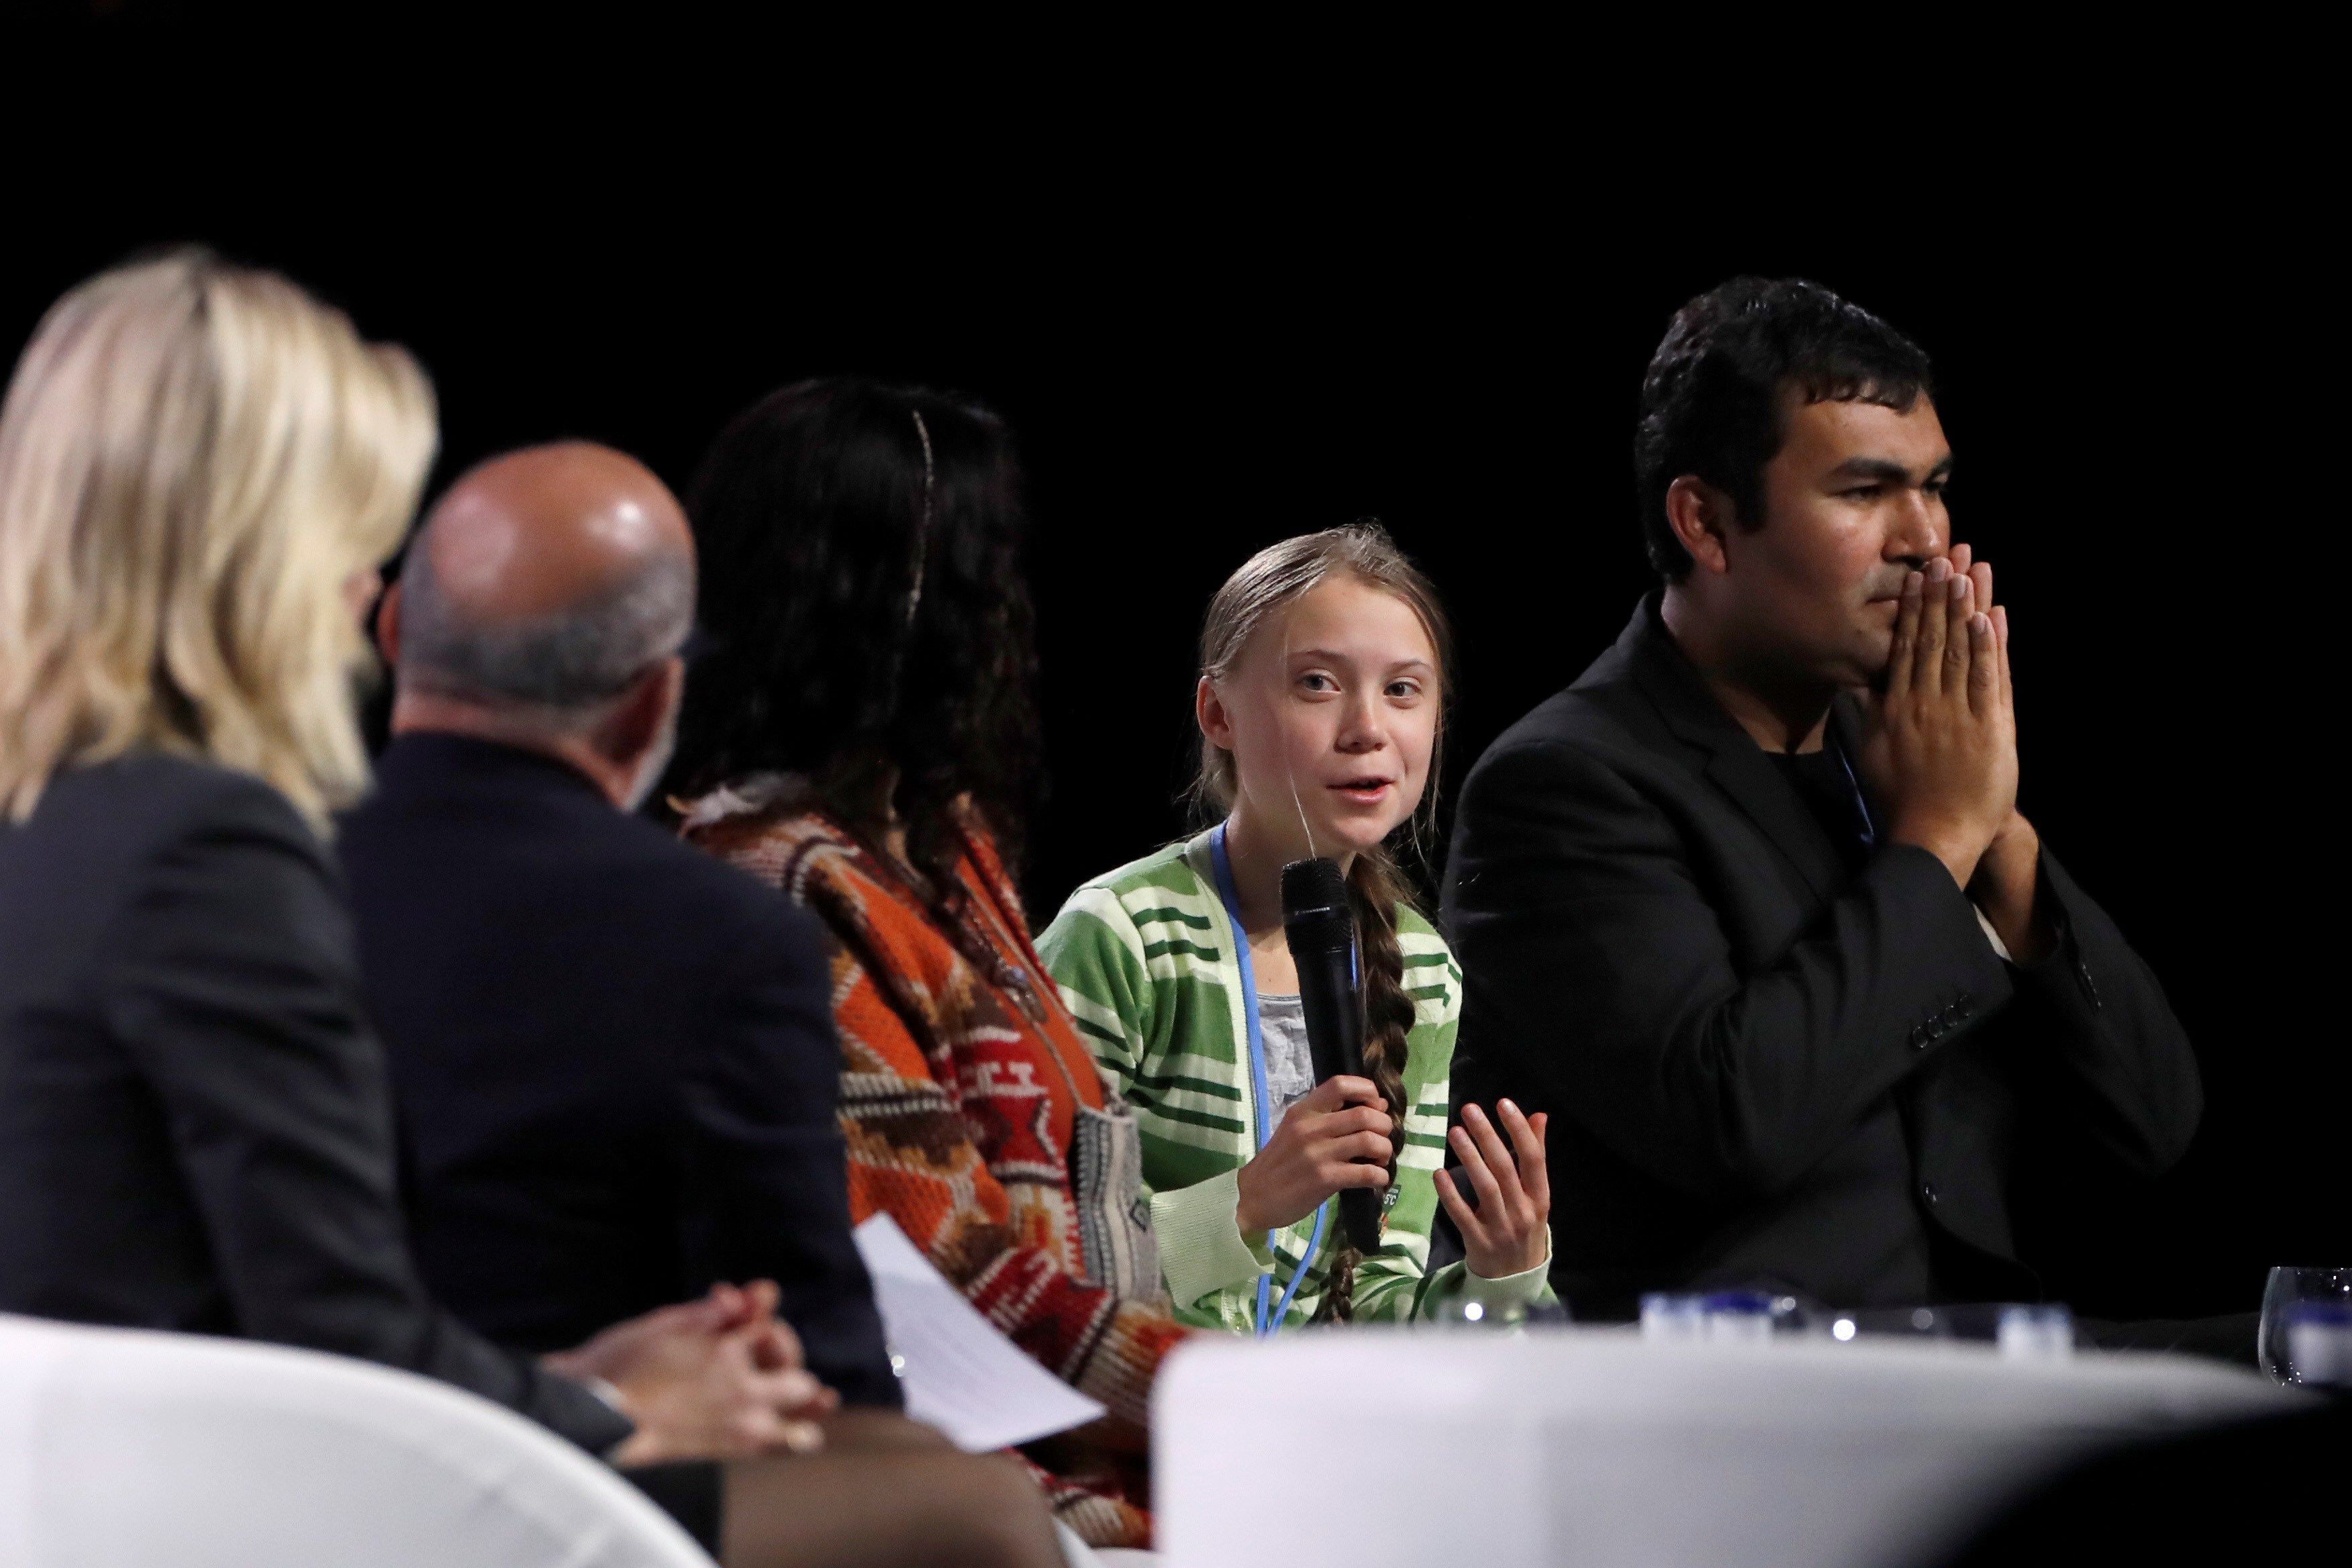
1334;688;1387;754
1885;487;1943;571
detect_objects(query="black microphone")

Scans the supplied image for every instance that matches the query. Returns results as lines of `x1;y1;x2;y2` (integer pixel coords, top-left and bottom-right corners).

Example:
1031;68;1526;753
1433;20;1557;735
1281;856;1384;1253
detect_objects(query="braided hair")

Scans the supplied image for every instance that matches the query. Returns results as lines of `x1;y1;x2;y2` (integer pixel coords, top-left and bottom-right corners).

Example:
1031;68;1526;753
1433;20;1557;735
1189;522;1454;1321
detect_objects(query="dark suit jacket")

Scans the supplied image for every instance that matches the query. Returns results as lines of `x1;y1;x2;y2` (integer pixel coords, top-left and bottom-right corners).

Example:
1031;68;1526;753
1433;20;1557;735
339;734;897;1408
0;752;628;1453
1442;598;2203;1316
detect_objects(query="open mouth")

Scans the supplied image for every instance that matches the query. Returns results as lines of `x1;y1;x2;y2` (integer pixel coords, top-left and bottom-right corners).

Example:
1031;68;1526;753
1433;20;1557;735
1328;776;1395;804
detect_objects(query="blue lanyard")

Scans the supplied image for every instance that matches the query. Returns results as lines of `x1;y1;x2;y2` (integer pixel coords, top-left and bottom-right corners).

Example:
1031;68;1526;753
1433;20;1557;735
1208;822;1330;1336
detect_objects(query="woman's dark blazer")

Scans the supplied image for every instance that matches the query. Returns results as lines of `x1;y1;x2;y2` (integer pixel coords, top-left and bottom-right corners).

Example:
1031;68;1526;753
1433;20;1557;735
0;751;629;1454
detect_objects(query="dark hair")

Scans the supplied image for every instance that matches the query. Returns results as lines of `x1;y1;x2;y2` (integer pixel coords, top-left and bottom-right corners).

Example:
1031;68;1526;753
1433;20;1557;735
667;377;1043;908
1634;277;1934;580
1189;522;1455;1322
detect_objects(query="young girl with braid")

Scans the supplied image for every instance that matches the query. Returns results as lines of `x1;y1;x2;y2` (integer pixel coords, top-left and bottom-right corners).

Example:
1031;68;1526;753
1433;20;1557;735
1039;525;1554;1332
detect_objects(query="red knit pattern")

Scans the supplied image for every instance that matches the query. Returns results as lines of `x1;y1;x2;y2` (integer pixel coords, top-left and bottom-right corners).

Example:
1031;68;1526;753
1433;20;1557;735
687;804;1187;1549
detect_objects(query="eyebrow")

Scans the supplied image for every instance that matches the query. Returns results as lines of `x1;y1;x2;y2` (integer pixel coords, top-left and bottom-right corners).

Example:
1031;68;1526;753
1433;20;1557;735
1830;455;1954;485
1287;648;1436;673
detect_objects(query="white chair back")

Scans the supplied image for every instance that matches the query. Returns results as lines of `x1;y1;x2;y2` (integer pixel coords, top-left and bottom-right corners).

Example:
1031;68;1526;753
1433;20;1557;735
0;1312;714;1568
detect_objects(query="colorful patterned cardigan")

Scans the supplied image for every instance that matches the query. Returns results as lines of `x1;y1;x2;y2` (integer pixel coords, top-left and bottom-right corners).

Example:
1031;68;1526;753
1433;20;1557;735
682;786;1185;1550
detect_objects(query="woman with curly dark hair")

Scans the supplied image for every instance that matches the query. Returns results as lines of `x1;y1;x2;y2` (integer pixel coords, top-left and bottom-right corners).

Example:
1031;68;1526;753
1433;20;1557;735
669;379;1183;1552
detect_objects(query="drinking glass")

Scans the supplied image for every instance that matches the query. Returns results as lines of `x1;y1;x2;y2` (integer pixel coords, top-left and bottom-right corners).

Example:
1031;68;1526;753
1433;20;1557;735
1644;1289;1821;1342
2257;1266;2352;1385
1698;1291;1775;1343
1426;1295;1531;1332
1996;1303;2074;1360
1640;1292;1705;1342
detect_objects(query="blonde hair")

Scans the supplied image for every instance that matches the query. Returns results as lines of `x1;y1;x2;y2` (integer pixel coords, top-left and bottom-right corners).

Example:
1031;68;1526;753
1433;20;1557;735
0;250;435;828
1191;521;1454;852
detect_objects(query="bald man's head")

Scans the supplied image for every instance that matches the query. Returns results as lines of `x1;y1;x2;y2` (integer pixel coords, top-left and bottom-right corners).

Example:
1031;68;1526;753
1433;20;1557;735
396;442;695;717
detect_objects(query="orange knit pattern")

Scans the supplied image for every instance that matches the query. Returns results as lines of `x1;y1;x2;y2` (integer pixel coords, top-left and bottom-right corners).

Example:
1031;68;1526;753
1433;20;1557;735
686;801;1187;1549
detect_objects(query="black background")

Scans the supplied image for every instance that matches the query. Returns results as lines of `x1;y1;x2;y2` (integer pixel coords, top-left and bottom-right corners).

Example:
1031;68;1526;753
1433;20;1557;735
5;46;2337;1319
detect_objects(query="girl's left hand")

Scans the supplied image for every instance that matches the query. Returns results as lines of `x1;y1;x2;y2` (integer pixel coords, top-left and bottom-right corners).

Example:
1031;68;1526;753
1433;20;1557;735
1435;1101;1551;1279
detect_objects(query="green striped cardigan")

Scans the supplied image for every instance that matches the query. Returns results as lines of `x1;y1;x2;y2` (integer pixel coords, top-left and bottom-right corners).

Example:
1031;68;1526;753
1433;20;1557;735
1037;830;1550;1332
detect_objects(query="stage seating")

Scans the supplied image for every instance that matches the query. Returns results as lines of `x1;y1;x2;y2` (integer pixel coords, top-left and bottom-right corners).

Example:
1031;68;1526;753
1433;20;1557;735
1153;1326;2305;1568
0;1312;712;1568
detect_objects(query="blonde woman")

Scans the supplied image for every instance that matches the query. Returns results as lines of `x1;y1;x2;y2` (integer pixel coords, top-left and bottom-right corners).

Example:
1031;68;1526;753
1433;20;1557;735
0;254;1061;1568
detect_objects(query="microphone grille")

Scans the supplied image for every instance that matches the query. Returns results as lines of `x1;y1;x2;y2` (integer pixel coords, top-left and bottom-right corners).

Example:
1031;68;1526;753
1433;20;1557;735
1280;856;1350;916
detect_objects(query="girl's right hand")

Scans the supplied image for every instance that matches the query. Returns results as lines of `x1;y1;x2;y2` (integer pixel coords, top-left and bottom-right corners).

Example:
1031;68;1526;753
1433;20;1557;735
1234;1075;1393;1234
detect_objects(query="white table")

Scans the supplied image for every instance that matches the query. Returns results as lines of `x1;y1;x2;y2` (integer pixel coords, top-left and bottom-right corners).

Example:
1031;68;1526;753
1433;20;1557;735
1153;1327;2303;1568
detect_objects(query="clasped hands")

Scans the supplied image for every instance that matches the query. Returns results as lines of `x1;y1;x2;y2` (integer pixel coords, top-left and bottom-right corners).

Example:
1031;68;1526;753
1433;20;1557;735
1859;543;2049;962
1234;1077;1551;1280
544;1278;840;1467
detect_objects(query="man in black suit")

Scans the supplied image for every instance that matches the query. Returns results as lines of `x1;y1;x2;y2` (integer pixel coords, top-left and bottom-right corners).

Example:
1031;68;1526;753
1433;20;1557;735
342;442;902;1414
1442;278;2202;1318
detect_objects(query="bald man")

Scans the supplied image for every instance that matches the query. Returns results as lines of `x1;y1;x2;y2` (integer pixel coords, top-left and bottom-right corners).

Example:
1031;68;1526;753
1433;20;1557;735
340;446;1057;1567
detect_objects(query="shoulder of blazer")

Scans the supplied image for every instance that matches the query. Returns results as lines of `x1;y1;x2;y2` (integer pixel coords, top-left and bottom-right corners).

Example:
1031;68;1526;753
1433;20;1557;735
362;758;828;993
1469;598;1689;765
49;751;326;871
22;756;343;1001
1467;594;1767;806
1462;686;1683;810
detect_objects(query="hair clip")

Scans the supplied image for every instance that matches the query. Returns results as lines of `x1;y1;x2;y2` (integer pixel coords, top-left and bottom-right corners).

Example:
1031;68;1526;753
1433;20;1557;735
904;409;936;630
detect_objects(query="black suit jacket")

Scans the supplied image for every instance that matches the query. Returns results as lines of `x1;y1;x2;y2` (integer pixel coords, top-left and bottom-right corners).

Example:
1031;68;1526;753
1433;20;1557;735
0;752;628;1453
1442;598;2203;1316
339;734;897;1408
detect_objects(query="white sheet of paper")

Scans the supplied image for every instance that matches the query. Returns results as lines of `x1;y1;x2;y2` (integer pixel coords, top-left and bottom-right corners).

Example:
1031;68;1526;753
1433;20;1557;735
852;1212;1108;1453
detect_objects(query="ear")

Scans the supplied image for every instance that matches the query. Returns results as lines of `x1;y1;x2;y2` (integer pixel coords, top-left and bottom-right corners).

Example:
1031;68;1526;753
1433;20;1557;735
1665;476;1736;577
1195;674;1236;752
376;580;404;665
596;656;685;775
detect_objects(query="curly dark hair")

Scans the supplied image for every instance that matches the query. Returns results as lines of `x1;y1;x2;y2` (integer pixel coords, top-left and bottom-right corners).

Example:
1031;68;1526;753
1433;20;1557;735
666;377;1044;908
1635;277;1934;581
